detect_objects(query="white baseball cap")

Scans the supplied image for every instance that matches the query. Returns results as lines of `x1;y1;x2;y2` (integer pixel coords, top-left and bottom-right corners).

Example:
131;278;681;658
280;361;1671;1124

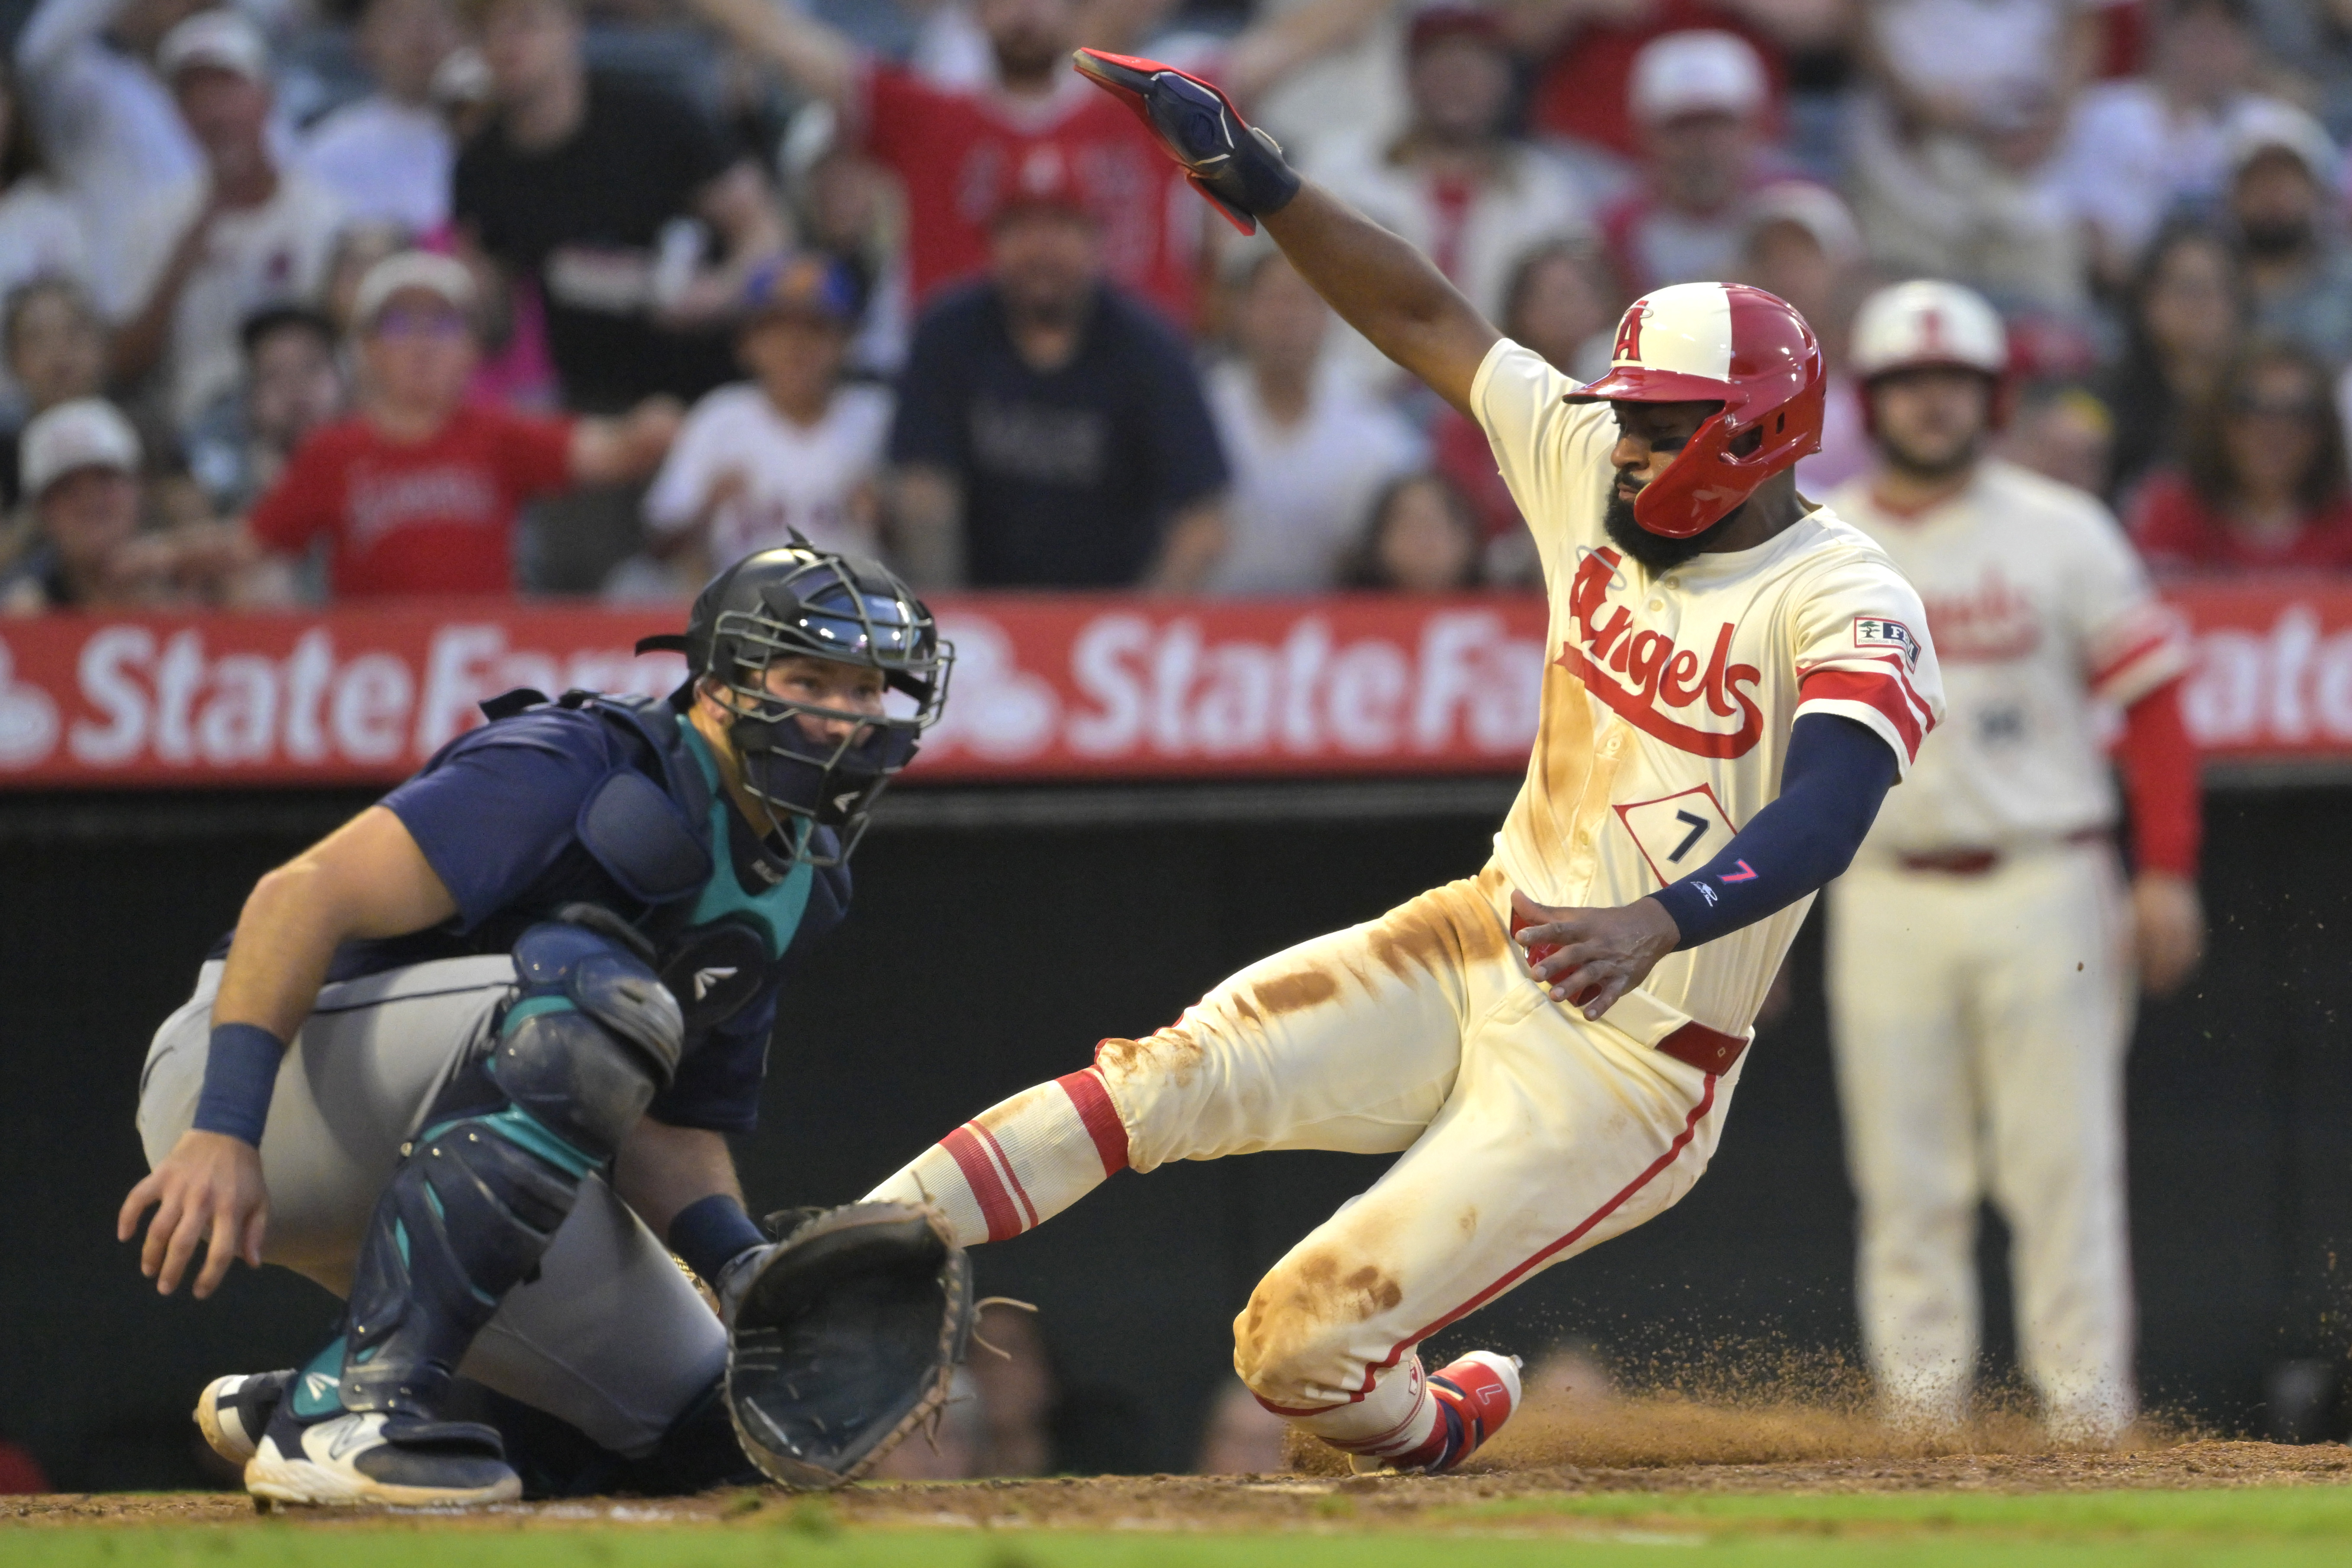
2227;99;2340;185
1849;280;2008;380
353;251;477;328
20;398;142;498
1629;29;1767;126
157;9;271;84
1741;180;1862;267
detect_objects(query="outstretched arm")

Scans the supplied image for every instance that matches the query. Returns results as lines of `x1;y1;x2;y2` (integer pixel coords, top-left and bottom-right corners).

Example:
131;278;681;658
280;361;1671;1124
1073;50;1497;414
1261;183;1497;417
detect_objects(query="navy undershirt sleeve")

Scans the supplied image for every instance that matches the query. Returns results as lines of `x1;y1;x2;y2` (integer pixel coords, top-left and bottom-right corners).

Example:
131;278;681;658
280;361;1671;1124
1649;714;1898;950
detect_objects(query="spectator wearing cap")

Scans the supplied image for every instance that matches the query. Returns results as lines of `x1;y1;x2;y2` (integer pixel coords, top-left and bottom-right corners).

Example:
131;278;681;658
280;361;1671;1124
2054;0;2304;290
11;0;207;269
184;304;347;516
887;149;1229;589
1847;0;2095;311
1600;28;1789;293
451;0;787;417
223;251;679;602
1511;0;1791;189
106;10;347;434
2127;339;2352;573
298;0;464;234
623;253;893;595
1308;5;1591;352
2223;102;2352;367
1732;180;1870;492
1203;246;1424;595
686;0;1394;330
0;396;182;612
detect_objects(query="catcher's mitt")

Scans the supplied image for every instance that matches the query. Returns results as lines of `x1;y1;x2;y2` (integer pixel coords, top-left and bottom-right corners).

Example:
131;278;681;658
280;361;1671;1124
723;1201;974;1490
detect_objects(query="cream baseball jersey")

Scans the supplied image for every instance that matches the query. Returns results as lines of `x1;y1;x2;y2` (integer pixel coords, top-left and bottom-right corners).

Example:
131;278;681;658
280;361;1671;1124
1470;337;1947;1035
1827;459;2184;860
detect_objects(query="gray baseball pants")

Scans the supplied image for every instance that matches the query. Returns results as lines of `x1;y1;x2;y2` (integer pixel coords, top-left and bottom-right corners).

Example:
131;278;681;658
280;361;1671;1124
138;956;727;1456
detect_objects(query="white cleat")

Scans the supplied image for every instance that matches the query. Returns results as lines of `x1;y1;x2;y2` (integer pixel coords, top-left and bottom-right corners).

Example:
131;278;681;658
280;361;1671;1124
244;1409;521;1508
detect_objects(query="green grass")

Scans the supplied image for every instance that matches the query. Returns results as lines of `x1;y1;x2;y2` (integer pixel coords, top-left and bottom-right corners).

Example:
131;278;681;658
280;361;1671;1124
12;1487;2352;1568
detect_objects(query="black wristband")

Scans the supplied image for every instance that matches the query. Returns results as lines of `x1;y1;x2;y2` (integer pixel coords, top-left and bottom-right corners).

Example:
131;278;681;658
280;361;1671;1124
193;1022;286;1147
669;1193;767;1285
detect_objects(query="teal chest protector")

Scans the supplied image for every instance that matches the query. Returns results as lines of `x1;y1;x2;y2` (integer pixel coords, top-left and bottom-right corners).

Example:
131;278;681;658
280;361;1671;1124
502;688;818;1038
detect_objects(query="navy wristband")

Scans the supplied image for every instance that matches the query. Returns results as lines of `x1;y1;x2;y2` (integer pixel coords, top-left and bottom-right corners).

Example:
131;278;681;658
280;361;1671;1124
193;1023;286;1146
668;1193;767;1285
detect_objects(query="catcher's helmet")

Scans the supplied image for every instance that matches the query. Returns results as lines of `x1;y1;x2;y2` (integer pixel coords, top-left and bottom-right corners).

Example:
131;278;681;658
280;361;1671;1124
639;546;951;865
1848;278;2011;430
1567;281;1825;539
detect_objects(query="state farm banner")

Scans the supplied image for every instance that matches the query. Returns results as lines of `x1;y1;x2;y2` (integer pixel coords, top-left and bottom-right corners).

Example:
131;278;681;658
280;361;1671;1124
0;584;2347;790
0;597;1549;788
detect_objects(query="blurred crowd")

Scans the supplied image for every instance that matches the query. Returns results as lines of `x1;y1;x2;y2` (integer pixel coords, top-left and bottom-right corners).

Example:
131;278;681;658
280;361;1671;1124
3;0;2352;614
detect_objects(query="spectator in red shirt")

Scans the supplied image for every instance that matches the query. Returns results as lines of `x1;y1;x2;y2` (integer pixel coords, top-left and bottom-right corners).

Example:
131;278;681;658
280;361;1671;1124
232;251;678;601
2127;340;2352;575
1600;28;1790;294
687;0;1395;329
1513;0;1788;170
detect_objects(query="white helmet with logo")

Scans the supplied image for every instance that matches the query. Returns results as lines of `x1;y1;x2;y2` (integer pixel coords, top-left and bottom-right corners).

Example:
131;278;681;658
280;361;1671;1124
1849;279;2008;381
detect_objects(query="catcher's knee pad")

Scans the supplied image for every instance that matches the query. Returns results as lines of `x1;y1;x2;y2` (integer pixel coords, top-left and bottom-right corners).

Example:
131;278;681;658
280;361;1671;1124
340;921;682;1416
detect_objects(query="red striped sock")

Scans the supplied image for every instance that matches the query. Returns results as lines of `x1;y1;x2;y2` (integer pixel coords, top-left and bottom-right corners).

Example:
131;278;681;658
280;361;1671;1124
863;1068;1130;1246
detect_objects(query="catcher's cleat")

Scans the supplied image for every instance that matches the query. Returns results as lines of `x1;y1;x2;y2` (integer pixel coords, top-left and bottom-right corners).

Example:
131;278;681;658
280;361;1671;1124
1070;49;1300;235
242;1359;519;1507
245;1408;521;1507
1350;1352;1523;1475
194;1369;293;1468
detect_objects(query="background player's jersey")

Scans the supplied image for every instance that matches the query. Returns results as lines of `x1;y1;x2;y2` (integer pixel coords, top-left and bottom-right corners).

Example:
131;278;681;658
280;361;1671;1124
1471;338;1946;1037
1828;459;2184;862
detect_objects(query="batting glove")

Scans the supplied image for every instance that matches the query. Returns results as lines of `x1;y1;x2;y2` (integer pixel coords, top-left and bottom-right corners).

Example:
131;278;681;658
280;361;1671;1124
1072;48;1302;235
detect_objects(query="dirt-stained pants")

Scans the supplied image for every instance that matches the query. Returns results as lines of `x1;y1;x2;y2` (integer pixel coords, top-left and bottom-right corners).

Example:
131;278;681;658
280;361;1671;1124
1827;843;2136;1436
1097;866;1742;1446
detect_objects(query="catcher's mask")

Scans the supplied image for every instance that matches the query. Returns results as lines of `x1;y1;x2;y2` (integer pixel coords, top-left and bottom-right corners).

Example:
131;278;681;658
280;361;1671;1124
639;545;952;866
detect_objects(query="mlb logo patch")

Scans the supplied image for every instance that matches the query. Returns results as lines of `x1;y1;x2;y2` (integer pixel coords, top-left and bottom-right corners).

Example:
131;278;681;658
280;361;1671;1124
1852;616;1920;668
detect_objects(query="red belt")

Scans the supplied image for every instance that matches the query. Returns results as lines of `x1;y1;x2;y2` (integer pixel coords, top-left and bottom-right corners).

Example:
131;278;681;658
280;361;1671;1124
1508;910;1749;1076
1898;828;2109;877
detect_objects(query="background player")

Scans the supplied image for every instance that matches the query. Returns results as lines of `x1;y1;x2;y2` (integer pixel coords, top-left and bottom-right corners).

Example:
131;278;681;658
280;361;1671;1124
1824;280;2204;1442
116;547;950;1505
854;49;1946;1476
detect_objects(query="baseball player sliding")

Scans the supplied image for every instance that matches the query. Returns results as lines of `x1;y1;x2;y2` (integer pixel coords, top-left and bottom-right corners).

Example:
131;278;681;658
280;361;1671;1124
115;547;952;1506
1824;281;2204;1442
857;49;1947;1475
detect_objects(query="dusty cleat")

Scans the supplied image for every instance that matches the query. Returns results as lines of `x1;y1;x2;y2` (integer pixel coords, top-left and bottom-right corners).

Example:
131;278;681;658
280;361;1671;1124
1350;1352;1523;1475
195;1370;294;1468
244;1393;520;1507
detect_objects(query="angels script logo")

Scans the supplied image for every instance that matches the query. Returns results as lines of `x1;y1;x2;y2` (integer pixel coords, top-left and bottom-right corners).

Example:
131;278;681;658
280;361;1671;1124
1556;548;1764;757
0;638;59;769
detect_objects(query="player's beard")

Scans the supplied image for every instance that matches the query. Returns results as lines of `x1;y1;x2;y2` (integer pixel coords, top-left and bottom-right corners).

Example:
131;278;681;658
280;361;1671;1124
1602;483;1738;574
1880;428;1981;485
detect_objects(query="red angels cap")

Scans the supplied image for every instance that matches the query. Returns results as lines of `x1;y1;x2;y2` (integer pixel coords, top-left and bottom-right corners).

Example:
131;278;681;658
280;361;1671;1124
1567;281;1825;538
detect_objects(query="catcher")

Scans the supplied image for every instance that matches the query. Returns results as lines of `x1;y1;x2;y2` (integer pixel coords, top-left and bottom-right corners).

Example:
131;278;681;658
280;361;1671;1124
119;546;964;1505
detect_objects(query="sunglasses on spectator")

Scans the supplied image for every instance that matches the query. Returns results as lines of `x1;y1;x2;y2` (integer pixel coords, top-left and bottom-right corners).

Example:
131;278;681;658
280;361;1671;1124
372;306;470;340
2227;396;2326;421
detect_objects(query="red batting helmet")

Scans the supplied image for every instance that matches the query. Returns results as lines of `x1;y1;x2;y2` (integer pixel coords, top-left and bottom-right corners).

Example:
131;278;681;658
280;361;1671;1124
1567;281;1825;539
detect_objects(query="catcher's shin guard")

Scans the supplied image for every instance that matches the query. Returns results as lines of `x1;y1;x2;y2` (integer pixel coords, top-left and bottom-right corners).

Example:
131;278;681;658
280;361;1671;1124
338;919;684;1417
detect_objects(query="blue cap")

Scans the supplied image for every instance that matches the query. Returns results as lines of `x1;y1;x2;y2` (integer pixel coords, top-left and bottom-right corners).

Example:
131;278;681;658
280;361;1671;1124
743;252;864;326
